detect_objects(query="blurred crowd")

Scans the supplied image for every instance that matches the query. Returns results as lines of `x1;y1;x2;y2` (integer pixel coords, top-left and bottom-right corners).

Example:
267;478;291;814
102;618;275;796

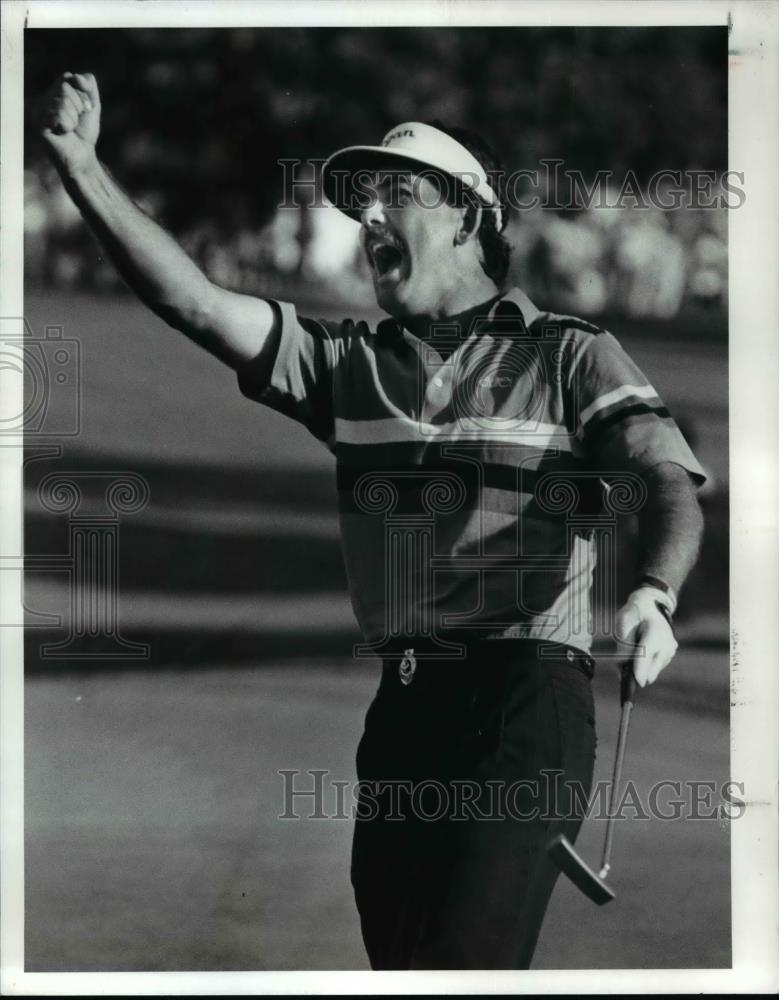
24;26;727;319
510;199;727;318
25;165;727;319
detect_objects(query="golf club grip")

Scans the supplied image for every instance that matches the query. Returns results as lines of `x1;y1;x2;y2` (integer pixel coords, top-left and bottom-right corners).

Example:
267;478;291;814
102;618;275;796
620;660;637;706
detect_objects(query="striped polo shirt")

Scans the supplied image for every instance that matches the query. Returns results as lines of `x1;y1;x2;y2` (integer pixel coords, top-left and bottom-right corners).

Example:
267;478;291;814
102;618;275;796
237;287;705;656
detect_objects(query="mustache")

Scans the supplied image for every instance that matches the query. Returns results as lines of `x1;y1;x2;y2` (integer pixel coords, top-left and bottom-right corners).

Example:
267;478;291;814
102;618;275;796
360;226;403;249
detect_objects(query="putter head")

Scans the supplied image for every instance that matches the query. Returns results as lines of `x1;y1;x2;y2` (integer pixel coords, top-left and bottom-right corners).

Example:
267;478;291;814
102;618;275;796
546;833;616;906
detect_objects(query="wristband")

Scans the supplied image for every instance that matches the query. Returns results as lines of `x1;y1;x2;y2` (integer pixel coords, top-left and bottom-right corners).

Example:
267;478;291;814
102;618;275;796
653;601;674;627
625;587;677;633
634;574;677;615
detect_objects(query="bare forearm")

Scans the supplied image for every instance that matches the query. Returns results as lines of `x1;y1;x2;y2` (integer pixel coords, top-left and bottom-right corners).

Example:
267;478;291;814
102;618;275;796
635;462;704;596
60;156;214;330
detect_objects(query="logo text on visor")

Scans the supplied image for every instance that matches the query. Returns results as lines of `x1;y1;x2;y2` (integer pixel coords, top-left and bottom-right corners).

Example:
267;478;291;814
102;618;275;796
383;129;416;145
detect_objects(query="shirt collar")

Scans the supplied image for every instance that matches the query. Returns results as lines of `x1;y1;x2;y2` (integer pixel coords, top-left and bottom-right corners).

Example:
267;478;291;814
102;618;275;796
376;286;543;345
489;286;544;328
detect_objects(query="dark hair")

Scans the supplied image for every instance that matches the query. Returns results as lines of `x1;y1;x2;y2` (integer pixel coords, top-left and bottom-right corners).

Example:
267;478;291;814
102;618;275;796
424;120;512;288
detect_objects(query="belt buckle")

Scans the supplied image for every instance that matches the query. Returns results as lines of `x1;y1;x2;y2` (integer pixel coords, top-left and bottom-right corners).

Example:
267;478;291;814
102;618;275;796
399;648;417;686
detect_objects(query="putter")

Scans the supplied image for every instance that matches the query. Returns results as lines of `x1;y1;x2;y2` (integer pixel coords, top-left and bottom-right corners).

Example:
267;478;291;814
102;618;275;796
546;661;637;905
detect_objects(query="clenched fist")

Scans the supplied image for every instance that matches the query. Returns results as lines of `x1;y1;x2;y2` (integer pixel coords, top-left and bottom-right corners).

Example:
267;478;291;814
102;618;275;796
39;72;101;176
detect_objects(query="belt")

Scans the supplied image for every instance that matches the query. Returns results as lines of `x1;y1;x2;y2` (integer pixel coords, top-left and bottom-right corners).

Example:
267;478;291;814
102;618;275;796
383;638;596;686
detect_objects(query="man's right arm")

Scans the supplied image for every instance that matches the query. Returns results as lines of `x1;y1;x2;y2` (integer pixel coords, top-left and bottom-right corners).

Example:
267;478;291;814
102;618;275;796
38;72;280;371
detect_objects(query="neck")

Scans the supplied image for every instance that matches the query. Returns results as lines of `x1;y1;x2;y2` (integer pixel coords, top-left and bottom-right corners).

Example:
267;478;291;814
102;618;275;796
402;271;500;342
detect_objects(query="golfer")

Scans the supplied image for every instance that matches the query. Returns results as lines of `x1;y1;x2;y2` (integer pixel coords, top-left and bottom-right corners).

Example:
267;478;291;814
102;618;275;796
38;72;706;970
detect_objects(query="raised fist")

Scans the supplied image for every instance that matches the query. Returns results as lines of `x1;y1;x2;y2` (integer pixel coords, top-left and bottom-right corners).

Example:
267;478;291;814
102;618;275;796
38;72;101;176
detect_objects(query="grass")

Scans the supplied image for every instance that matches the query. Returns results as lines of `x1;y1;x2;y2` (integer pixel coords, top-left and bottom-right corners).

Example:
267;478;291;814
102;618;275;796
25;656;730;971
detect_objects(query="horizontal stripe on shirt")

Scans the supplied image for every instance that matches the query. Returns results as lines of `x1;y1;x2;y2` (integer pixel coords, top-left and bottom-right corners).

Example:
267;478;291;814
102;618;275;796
335;459;607;517
334;415;577;450
585;403;673;441
578;382;660;428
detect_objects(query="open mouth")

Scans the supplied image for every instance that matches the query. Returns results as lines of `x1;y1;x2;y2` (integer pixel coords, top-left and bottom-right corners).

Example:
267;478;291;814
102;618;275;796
367;236;407;281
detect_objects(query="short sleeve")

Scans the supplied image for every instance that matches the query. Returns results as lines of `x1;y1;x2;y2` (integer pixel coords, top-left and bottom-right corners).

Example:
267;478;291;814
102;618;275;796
236;299;339;447
570;331;707;487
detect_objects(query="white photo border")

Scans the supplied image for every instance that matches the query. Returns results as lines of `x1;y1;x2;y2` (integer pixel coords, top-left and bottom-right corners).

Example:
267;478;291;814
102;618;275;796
2;0;777;994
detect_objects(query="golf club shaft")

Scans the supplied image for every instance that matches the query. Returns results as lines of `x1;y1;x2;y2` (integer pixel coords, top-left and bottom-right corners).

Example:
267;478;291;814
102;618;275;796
599;664;636;877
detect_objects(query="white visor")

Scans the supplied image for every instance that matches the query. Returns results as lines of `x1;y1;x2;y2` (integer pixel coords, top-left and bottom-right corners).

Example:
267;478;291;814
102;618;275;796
322;121;503;231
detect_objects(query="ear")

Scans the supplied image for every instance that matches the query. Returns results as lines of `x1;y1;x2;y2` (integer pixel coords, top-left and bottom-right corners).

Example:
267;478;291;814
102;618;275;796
454;202;482;246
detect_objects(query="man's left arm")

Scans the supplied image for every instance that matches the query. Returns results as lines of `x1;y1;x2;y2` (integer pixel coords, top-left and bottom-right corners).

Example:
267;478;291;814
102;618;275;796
569;329;709;687
615;461;705;686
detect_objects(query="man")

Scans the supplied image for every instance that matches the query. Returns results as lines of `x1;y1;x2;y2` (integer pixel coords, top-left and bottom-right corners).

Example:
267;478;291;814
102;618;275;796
38;72;705;970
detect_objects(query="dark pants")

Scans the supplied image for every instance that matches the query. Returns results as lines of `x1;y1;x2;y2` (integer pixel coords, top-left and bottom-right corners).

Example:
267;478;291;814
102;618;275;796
351;640;597;970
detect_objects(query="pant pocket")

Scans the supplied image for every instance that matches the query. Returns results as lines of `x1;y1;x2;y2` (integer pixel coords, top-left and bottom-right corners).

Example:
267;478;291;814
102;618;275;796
546;667;597;823
493;667;560;779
